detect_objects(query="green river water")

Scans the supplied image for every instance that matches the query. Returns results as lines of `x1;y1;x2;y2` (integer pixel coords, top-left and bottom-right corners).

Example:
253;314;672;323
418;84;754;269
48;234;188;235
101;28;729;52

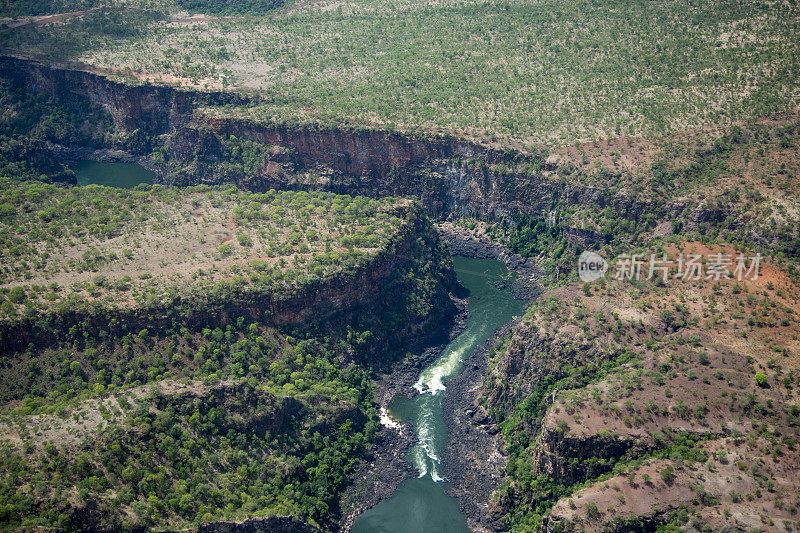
74;160;155;188
352;257;525;533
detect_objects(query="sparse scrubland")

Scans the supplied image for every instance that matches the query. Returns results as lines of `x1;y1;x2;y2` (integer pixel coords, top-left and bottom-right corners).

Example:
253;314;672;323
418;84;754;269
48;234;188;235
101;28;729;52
0;178;459;530
1;0;799;147
480;245;800;530
0;178;405;311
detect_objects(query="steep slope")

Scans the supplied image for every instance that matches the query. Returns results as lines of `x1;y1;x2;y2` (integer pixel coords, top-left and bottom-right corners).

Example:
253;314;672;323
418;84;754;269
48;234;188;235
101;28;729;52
1;56;799;262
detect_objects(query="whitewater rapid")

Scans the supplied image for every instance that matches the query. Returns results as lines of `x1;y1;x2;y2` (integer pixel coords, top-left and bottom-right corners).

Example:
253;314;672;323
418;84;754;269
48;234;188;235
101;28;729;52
407;330;482;481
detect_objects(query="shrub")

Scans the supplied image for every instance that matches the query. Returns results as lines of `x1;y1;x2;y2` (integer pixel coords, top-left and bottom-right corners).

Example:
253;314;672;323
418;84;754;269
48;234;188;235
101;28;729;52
660;465;676;485
8;286;26;304
236;233;253;247
218;243;234;257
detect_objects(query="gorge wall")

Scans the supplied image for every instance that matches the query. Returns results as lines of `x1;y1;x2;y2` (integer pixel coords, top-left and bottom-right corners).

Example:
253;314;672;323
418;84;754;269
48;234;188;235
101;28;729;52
0;55;683;227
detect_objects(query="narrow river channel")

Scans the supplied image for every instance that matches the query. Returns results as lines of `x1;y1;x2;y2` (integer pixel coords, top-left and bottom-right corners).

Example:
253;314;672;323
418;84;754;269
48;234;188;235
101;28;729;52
74;165;519;532
353;257;525;533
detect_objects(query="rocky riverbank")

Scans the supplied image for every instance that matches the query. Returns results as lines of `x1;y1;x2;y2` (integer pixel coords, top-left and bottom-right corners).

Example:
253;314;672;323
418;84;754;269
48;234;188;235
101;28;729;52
437;223;544;300
441;319;524;533
373;296;469;404
438;245;541;532
337;424;417;532
50;144;162;176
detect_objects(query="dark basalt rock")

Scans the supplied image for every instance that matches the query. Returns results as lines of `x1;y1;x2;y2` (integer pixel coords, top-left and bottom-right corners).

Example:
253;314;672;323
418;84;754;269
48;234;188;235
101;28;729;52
442;320;523;532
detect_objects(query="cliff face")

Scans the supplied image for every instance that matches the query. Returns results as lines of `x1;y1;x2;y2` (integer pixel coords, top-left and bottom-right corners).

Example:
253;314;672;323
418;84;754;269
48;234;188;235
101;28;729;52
477;251;800;531
3;55;795;262
529;426;637;487
169;116;682;224
15;60;185;144
0;202;459;530
0;56;477;170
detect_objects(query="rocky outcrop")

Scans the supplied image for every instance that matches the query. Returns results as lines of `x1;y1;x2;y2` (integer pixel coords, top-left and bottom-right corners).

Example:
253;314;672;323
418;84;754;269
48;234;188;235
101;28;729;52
442;321;519;533
530;426;637;486
0;138;76;183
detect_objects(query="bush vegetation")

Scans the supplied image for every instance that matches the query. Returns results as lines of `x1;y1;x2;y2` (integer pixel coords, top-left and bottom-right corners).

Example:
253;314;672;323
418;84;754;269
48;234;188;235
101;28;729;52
176;0;286;15
0;177;458;529
484;264;800;529
2;0;798;145
0;322;379;529
0;177;404;320
0;0;99;17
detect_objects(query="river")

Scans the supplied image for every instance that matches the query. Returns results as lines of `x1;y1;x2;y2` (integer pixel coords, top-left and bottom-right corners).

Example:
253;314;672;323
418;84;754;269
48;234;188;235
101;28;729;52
352;256;525;533
74;160;154;188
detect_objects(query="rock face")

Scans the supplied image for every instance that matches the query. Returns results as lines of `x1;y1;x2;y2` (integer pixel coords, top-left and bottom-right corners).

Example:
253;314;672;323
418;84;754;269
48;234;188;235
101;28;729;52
436;223;544;299
3;55;788;262
530;426;637;487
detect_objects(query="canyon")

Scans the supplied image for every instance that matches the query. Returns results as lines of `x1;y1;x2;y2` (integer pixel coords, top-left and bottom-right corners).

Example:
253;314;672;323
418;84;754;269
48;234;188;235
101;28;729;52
1;48;800;533
5;54;796;262
0;56;688;228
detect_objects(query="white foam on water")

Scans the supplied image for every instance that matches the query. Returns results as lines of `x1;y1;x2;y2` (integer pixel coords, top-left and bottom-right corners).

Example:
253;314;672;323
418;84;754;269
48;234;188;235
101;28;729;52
411;412;431;476
417;413;438;457
414;448;428;477
430;464;444;482
413;445;428;478
379;406;400;429
413;333;478;394
409;399;450;481
409;331;484;483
